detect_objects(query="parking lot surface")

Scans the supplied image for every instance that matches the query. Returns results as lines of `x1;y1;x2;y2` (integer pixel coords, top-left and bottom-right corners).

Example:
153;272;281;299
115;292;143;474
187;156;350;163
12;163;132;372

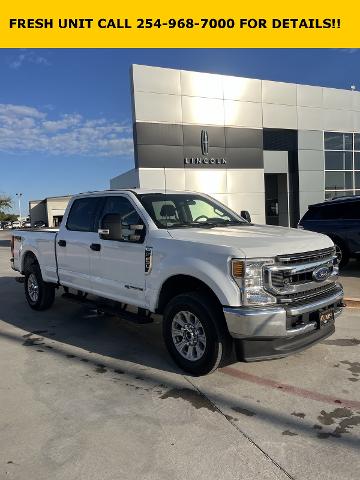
0;231;359;480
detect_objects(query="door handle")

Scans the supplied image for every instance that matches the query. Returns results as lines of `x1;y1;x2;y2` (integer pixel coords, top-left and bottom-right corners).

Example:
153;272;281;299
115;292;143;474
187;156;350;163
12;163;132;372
90;243;101;251
58;239;66;247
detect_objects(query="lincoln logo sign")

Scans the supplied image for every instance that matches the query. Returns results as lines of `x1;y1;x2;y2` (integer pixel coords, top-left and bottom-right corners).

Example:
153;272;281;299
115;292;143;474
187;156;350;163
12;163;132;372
201;130;209;155
184;130;226;166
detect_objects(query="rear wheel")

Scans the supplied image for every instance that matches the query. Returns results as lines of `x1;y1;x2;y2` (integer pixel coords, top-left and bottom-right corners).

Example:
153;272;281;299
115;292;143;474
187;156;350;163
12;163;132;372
24;263;55;310
163;292;232;376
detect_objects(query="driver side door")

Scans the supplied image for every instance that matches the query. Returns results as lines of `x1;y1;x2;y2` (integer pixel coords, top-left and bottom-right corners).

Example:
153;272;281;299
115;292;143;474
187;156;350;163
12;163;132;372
89;195;147;307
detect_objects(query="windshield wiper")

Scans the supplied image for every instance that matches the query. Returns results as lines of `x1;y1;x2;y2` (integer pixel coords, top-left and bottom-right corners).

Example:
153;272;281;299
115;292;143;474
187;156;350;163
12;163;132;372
220;220;248;226
165;220;248;229
166;222;215;229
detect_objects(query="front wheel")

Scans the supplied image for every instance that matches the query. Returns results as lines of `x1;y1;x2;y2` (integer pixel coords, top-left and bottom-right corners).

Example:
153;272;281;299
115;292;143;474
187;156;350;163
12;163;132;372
333;240;349;268
24;263;55;311
163;292;232;376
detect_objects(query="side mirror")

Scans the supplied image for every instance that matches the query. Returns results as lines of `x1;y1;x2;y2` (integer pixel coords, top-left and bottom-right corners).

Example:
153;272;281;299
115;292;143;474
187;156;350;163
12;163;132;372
99;213;123;240
241;210;251;223
99;215;145;242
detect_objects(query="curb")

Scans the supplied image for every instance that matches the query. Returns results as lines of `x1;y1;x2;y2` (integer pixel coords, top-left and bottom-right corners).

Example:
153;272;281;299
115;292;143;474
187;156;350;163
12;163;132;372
344;297;360;308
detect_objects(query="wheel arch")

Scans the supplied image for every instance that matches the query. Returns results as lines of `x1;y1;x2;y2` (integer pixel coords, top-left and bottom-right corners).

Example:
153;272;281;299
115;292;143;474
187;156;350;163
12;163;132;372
21;250;39;274
156;274;223;315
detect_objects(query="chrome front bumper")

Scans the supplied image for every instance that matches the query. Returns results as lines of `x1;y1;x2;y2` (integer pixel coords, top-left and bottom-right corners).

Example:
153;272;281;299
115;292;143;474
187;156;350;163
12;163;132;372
223;284;344;339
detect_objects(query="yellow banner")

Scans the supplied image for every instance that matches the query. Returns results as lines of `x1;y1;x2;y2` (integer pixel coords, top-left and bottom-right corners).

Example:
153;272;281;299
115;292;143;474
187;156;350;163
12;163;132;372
0;0;355;48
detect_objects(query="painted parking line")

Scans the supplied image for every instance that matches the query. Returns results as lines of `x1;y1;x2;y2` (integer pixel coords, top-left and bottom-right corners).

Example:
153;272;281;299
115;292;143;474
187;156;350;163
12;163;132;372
221;366;360;410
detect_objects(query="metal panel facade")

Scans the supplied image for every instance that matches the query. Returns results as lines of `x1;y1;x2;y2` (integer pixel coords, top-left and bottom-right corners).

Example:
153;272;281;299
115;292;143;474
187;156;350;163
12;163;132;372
121;65;360;226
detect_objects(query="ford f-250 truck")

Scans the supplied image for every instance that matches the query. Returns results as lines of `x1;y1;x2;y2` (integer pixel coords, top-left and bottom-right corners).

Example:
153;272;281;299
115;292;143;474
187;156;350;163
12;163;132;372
11;189;344;375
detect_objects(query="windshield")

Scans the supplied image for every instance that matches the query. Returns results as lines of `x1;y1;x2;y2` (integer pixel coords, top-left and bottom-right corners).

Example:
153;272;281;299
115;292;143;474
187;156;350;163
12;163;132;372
138;193;247;229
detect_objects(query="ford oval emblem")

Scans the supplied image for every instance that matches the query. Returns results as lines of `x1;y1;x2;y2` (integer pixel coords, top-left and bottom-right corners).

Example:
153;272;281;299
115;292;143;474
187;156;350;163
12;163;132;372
313;266;331;282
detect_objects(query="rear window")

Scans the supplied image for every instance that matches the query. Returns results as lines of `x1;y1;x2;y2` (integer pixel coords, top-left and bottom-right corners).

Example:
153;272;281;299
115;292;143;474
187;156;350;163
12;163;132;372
66;197;102;232
302;200;360;221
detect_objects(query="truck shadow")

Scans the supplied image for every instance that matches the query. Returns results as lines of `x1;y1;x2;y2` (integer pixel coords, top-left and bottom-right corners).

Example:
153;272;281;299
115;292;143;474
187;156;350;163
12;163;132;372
0;275;185;375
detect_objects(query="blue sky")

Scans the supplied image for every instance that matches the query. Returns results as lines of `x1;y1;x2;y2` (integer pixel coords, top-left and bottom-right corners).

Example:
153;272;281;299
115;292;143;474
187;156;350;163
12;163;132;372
0;48;359;214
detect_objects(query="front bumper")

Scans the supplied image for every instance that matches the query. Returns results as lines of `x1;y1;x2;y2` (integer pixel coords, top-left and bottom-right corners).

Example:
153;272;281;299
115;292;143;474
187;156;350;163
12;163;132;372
223;283;344;361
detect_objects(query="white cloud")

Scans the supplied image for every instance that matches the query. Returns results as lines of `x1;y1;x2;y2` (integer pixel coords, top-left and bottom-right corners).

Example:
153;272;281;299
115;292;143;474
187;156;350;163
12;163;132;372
0;104;133;157
336;48;359;54
9;49;50;69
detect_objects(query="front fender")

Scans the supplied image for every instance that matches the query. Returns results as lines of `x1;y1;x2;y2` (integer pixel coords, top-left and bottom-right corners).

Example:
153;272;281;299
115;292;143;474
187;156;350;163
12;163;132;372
148;255;240;311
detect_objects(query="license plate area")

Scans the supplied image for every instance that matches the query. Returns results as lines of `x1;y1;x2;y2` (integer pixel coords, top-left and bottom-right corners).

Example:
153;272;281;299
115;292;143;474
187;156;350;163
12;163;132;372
319;308;334;327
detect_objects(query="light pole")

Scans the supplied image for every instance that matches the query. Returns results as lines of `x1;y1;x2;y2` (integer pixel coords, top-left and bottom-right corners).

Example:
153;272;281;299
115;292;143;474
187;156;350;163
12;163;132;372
16;193;22;223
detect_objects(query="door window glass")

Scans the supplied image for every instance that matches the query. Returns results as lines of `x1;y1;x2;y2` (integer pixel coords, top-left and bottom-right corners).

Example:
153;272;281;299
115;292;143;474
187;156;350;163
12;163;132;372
101;196;145;242
66;197;102;232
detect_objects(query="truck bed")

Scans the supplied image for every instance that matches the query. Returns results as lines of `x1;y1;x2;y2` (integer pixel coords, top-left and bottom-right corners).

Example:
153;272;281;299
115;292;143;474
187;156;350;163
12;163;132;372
11;229;59;283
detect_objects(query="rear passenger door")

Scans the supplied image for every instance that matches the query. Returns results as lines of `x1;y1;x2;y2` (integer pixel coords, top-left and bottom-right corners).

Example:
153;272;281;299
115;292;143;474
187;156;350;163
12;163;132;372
90;195;147;306
57;196;103;292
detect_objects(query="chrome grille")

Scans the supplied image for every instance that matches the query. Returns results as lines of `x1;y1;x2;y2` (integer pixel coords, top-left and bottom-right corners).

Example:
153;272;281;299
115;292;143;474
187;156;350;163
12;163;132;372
265;247;338;305
271;266;334;289
277;284;338;304
276;247;335;266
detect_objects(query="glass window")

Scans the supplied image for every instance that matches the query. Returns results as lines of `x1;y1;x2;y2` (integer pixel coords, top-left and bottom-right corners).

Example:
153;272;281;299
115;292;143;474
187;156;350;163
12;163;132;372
100;196;145;242
325;190;353;200
66;197;102;232
324;132;353;150
341;201;360;219
101;196;143;226
355;134;360;151
325;151;353;170
355;153;360;170
325;171;353;190
356;172;360;189
139;193;243;229
344;133;353;150
318;203;346;220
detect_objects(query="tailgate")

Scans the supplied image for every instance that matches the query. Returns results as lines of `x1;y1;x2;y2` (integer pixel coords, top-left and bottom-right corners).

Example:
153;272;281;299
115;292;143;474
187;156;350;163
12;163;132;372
10;233;23;271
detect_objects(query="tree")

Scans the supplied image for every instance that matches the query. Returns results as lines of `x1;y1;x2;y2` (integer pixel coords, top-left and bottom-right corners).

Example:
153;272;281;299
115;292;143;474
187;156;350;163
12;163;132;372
0;212;18;222
0;195;12;211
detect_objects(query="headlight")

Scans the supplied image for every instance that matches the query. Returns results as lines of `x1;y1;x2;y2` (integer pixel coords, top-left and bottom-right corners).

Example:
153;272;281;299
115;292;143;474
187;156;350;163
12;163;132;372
231;258;276;306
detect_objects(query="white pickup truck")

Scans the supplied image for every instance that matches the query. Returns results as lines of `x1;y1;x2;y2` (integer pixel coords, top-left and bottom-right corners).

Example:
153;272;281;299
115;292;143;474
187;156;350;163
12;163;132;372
11;189;344;375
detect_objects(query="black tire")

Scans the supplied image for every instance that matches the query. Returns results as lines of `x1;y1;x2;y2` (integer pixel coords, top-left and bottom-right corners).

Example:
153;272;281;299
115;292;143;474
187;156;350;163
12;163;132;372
333;239;349;268
163;292;232;376
24;263;55;311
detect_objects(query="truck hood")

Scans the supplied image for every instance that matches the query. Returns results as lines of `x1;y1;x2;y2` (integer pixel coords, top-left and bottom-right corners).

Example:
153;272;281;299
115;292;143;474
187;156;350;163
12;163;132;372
167;224;333;258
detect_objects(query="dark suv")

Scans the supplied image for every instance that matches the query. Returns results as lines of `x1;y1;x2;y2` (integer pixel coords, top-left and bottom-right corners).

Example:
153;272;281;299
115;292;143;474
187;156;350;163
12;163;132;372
299;196;360;267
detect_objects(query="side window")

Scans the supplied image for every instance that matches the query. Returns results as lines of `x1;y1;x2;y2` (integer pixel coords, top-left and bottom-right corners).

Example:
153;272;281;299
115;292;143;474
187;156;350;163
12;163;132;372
320;204;343;220
66;197;102;232
342;201;360;220
100;196;145;242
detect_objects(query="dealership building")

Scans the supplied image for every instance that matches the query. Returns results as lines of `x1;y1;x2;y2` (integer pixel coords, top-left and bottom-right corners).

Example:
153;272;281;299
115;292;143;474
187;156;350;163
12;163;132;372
29;195;72;227
111;64;360;227
30;64;360;227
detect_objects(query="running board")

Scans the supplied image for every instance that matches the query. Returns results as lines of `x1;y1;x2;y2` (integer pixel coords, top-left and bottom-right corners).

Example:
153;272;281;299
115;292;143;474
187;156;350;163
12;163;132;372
61;292;153;324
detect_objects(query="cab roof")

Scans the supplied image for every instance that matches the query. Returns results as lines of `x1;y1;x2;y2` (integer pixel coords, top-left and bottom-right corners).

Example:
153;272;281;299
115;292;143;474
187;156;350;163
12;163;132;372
75;189;200;197
310;195;360;208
